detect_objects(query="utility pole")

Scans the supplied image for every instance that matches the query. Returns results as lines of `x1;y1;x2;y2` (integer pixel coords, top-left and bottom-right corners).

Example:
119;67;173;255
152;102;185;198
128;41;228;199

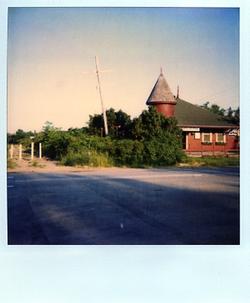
95;55;108;136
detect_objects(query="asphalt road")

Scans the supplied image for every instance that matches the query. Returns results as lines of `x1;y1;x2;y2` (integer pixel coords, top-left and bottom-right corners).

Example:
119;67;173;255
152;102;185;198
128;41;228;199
7;167;239;245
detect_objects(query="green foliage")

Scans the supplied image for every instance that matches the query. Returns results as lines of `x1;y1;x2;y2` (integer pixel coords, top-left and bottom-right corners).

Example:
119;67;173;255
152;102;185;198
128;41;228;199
182;156;239;167
200;102;239;125
131;106;181;140
36;122;72;160
7;159;17;169
24;108;185;167
61;150;112;167
109;139;144;166
88;108;132;137
7;129;34;145
144;138;183;166
129;107;184;166
42;131;72;160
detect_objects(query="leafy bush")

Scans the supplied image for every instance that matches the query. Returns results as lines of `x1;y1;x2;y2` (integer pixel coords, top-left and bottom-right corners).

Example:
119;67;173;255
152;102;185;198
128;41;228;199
143;136;184;166
109;139;144;167
34;108;185;168
89;151;113;167
61;150;112;167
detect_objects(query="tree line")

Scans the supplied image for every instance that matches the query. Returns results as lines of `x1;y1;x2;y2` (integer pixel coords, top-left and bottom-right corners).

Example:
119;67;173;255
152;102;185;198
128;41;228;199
7;107;184;167
7;102;239;167
200;102;239;125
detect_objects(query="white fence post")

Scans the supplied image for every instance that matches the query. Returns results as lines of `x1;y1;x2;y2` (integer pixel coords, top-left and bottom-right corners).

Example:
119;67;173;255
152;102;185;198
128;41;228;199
31;142;34;160
19;144;22;159
9;144;14;159
39;143;42;159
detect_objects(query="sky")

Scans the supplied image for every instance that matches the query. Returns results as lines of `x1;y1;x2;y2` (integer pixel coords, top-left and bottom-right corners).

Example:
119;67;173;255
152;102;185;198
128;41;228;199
7;7;239;132
1;3;250;303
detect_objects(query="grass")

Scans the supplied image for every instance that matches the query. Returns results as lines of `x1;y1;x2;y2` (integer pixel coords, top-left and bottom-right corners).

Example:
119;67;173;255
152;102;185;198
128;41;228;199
7;159;17;169
60;151;113;167
179;156;239;167
29;160;46;168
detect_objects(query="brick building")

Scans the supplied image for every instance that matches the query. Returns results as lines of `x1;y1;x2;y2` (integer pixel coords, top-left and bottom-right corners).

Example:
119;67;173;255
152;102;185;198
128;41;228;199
146;71;239;155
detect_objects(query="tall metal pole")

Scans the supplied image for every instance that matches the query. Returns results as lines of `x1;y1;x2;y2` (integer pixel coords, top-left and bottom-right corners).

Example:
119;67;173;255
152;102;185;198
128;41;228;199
95;55;108;136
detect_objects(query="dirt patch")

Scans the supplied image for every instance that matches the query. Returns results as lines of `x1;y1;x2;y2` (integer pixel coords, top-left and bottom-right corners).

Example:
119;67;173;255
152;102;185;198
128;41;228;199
7;157;98;173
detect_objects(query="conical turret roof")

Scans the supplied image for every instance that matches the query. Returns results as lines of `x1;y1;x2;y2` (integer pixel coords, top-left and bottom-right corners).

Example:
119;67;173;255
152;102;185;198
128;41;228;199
146;71;176;105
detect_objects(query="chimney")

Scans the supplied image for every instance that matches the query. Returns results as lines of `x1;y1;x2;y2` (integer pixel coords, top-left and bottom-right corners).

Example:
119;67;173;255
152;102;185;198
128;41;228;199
177;85;179;99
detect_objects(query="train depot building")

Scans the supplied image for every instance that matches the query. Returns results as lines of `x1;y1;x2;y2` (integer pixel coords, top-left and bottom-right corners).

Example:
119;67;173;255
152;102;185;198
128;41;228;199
146;71;239;156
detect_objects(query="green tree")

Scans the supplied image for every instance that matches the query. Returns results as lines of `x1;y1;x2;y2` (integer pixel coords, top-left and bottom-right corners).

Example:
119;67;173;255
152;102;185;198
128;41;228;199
130;106;183;165
200;102;239;125
88;108;132;138
131;106;181;140
7;129;34;144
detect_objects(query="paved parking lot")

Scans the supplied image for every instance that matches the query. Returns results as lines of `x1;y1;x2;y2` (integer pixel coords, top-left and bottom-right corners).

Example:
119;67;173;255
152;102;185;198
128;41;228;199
8;167;239;244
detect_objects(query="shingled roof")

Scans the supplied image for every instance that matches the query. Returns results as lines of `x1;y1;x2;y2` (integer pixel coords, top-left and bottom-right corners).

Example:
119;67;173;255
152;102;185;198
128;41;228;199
175;98;237;128
146;71;176;105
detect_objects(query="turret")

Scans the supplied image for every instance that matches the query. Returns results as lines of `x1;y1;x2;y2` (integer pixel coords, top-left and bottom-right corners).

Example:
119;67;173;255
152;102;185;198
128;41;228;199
146;69;176;118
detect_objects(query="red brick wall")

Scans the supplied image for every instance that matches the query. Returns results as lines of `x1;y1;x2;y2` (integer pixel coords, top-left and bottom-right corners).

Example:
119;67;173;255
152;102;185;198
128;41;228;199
155;103;175;118
186;133;239;152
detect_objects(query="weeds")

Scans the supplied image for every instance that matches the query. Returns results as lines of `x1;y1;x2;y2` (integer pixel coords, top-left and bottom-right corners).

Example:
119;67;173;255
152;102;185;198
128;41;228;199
7;159;17;169
180;156;239;167
60;150;113;167
29;160;45;168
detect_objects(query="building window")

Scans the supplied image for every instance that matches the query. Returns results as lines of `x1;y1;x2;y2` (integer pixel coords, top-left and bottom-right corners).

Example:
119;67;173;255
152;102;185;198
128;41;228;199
202;132;212;143
194;132;200;139
216;133;226;144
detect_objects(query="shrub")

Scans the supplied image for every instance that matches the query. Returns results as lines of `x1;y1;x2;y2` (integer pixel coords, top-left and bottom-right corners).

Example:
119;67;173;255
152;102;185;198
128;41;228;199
60;151;89;166
88;151;113;167
143;136;184;166
38;108;185;168
60;150;112;167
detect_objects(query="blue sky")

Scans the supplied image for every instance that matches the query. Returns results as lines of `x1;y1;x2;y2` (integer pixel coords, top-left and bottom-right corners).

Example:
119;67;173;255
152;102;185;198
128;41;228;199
1;2;250;303
8;7;239;132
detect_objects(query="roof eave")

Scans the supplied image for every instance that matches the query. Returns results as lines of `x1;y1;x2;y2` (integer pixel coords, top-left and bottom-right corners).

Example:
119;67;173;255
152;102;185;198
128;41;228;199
178;124;239;129
147;100;177;105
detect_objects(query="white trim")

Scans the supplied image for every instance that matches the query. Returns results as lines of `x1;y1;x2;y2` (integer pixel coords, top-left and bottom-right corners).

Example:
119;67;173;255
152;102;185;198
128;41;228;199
182;127;200;132
186;134;189;150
